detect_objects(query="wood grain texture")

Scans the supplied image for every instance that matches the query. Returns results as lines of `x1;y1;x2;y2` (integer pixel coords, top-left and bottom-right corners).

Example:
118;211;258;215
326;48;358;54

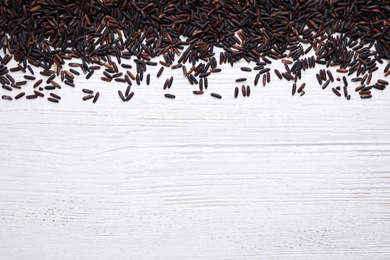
1;56;390;259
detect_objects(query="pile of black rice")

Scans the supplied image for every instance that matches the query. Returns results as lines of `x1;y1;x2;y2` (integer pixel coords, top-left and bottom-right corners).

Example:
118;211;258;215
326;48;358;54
1;0;390;102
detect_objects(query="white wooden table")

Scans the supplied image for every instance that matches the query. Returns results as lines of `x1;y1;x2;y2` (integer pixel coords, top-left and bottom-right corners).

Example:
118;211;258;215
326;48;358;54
1;55;390;259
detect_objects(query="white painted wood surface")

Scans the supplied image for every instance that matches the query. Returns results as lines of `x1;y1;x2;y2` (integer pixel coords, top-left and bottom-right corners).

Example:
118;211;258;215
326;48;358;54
1;55;390;259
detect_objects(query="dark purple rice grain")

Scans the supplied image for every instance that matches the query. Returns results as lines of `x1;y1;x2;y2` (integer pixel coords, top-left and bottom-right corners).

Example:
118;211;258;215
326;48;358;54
159;61;170;67
361;74;368;84
48;97;59;103
112;62;118;73
246;86;251;97
15;92;25;100
83;89;94;94
139;70;144;81
242;85;246;97
168;77;174;89
118;90;126;102
274;69;283;80
384;63;390;73
101;77;112;82
164;94;175;99
65;80;75;87
46;75;55;84
50;93;61;100
112;73;123;78
163;79;169;90
254;73;260;86
322;79;330;89
157;67;164;78
64;70;74;79
33;79;43;88
236;78;246;82
125;92;134;101
332;88;341;97
262;57;271;64
10;67;20;72
189;74;198;84
193;91;204;95
11;84;21;89
15;81;27;86
83;95;94;101
367;73;373;85
146;74;150;85
44;86;56;90
351;78;362;82
361;86;373;91
171;64;182;69
343;76;348;86
122;64;132;69
24;75;36;80
234;87;239;98
125;86;131;97
210;93;222;99
241;67;252;72
34;90;44;97
282;73;292;81
343;86;348;97
373;84;386;90
103;71;113;79
15;64;24;73
51;81;61;89
127;71;136;80
360;94;372;99
69;63;81;67
2;85;12;91
259;68;270;75
284;64;291;74
115;78;127;83
378;79;389;85
27;65;34;75
369;67;378;73
2;55;12;65
6;74;14;84
2;95;12;100
26;95;38;99
86;70;94;79
103;69;115;74
316;74;322;85
292;83;296;96
93;92;100;103
327;70;334;82
69;69;80;76
298;83;306;93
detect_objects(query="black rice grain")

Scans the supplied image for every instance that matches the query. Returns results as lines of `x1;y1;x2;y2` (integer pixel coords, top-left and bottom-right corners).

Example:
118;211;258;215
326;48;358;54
211;93;222;99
